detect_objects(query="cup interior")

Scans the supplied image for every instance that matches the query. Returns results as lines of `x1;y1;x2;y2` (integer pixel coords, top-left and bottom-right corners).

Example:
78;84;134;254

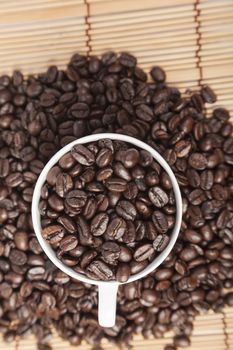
31;133;183;286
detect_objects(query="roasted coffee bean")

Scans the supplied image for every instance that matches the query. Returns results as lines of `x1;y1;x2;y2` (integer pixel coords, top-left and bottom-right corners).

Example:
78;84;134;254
116;200;137;220
153;235;169;252
55;173;73;197
134;244;154;262
113;162;132;181
116;264;131;283
149;187;169;207
90;213;109;236
42;225;65;244
65;190;87;209
101;242;120;265
87;260;114;280
105;177;127;192
122;148;140;168
71;144;95;165
59;235;78;252
189;153;208;170
107;217;127;240
9;249;27;266
96;148;112;167
152;211;168;234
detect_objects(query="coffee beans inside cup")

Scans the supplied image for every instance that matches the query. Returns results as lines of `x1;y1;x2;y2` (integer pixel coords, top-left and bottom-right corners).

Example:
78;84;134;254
40;140;176;282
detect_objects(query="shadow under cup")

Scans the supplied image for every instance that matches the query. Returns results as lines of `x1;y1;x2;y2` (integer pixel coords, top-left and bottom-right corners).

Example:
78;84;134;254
32;133;183;327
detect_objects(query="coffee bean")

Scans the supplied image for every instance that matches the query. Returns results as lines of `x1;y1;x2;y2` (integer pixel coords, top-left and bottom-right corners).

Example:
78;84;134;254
59;235;78;252
153;235;169;252
149;186;169;208
116;264;131;283
87;260;114;280
123;148;140;168
65;190;87;209
107;217;127;240
134;244;154;262
90;213;109;236
48;194;64;212
55;173;73;197
113;162;132;181
101;242;120;265
72;144;95;165
42;225;65;245
175;140;192;158
105;177;127;192
116;200;137;220
152;211;168;234
96;148;112;168
201;85;217;104
189;153;208;170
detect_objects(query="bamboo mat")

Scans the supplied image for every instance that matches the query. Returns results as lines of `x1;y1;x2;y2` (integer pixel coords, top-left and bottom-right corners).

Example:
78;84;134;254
0;0;233;349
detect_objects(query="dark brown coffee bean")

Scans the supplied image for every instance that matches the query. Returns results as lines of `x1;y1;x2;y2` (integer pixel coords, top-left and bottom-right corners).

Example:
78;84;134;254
201;85;217;103
105;177;127;192
57;216;76;233
116;200;137;220
149;186;169;208
130;260;147;274
96;148;113;168
90;213;109;236
134;244;154;262
65;190;87;209
14;231;28;251
101;242;120;265
0;159;9;178
175;140;192;158
87;260;114;280
116;263;131;283
5;172;23;187
150;66;166;82
42;225;65;244
189;153;208;170
152;211;169;234
122;148;140;168
55;173;73;197
48;194;64;212
107;217;127;240
113;162;132;181
153;235;169;252
60;235;78;252
72;144;95;165
119;246;132;262
9;249;27;266
96;167;113;181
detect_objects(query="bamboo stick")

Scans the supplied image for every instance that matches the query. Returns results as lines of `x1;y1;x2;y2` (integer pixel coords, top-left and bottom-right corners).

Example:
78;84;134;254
91;30;197;45
90;19;196;35
90;15;195;30
89;0;194;16
0;4;86;25
90;5;194;23
0;0;83;12
92;42;197;53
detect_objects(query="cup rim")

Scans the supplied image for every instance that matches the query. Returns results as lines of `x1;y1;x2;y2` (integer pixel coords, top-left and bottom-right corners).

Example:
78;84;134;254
32;133;182;286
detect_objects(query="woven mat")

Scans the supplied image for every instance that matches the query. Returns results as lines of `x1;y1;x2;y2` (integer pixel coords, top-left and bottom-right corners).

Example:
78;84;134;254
0;0;233;349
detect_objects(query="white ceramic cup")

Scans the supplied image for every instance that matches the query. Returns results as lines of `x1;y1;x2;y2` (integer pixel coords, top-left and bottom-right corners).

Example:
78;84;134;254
32;133;182;328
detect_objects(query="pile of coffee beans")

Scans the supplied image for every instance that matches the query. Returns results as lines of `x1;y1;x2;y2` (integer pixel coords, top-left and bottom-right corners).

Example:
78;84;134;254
0;51;233;350
40;140;176;282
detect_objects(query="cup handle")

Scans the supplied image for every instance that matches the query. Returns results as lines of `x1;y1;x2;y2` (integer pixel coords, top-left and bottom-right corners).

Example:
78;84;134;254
98;283;118;328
